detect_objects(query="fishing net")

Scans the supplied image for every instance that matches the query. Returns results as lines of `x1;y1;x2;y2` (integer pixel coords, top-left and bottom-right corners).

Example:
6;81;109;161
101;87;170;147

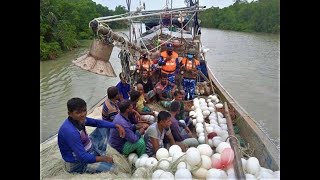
40;134;132;180
40;104;133;179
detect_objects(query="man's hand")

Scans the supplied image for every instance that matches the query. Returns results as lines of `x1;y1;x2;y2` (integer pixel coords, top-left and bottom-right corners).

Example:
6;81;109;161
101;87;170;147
185;127;193;138
96;155;114;163
135;114;141;122
104;155;114;163
115;124;125;138
142;123;149;129
139;128;145;135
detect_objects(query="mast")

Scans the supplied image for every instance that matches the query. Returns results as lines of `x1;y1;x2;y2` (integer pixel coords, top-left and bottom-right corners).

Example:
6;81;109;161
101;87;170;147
126;0;132;42
192;0;200;37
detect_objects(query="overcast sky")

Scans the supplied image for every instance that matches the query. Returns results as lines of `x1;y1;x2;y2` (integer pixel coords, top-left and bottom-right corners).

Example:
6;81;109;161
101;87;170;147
92;0;241;10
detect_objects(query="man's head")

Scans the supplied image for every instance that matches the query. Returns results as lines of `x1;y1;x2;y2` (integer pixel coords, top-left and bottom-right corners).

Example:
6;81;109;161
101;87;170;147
137;83;144;94
141;53;148;61
166;43;174;56
187;48;196;59
67;98;87;124
130;90;141;103
107;86;119;100
173;90;184;101
119;72;127;84
157;111;172;129
119;100;133;114
170;101;181;114
160;73;168;85
142;69;149;79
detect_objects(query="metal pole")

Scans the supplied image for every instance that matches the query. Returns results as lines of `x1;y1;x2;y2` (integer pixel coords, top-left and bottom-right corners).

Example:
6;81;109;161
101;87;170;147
127;0;132;42
97;9;205;23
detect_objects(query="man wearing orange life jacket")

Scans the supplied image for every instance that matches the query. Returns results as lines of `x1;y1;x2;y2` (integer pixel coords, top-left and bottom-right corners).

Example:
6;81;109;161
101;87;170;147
158;43;179;84
136;53;154;76
180;48;200;100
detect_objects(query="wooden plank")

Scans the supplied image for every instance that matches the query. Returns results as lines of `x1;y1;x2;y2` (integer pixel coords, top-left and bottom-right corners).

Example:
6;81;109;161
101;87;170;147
224;102;246;179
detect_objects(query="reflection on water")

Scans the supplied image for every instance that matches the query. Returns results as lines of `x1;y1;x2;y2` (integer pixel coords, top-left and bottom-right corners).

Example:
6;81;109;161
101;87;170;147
40;29;280;148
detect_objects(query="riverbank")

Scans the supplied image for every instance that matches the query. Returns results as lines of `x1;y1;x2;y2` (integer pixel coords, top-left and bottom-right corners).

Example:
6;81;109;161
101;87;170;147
40;39;92;61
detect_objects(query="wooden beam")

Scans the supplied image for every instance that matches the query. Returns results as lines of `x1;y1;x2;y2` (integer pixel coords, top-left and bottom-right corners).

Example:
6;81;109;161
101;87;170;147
224;102;246;180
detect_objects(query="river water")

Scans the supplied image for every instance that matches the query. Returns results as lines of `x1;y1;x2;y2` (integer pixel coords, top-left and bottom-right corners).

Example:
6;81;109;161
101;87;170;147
40;28;280;147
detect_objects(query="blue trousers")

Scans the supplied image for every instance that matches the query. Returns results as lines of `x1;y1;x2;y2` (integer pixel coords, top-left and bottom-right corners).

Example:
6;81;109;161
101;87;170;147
168;73;175;84
183;78;196;100
65;128;114;174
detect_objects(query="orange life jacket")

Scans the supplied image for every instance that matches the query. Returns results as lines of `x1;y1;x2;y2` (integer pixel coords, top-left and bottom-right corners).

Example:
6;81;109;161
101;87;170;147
137;59;152;71
181;57;200;70
181;57;200;79
160;51;178;74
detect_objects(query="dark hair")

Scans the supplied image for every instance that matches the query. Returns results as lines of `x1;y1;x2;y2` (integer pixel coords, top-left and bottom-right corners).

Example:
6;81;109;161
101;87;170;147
119;100;132;113
170;101;181;112
119;72;126;80
173;90;183;97
107;86;119;99
157;111;171;123
160;73;168;79
67;98;87;112
130;90;141;102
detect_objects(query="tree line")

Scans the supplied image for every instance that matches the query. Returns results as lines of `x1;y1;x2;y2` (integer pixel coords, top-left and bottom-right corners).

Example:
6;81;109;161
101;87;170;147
199;0;279;33
40;0;127;61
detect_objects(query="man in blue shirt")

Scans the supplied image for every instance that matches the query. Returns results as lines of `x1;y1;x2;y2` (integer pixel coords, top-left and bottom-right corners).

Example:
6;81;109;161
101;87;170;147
57;97;125;174
116;72;131;100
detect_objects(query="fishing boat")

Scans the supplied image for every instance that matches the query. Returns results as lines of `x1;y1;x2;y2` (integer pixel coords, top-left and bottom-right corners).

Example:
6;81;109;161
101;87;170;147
40;0;279;179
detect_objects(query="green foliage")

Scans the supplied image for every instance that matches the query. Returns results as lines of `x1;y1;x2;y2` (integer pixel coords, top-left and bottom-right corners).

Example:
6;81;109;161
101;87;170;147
199;0;279;33
40;0;128;61
40;36;62;60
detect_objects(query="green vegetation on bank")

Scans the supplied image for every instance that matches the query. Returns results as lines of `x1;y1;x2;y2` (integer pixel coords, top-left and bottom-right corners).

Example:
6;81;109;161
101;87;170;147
40;0;127;61
199;0;279;33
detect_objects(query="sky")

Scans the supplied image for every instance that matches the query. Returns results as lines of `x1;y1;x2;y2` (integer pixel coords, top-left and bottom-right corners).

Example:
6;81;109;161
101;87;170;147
92;0;241;10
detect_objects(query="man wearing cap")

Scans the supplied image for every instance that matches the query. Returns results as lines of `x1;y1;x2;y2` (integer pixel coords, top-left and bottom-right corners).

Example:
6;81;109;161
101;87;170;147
180;48;200;100
158;43;179;84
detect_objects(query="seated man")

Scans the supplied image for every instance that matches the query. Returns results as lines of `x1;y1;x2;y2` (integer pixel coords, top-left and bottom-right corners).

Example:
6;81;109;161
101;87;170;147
136;83;152;112
137;69;154;94
130;89;155;125
102;86;120;122
152;73;177;108
102;86;120;141
163;101;195;151
57;97;125;174
144;111;176;157
172;90;192;126
108;100;146;157
116;72;131;101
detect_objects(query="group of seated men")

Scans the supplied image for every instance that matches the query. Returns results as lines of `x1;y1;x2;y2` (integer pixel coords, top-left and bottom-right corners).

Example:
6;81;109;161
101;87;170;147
57;93;196;174
57;43;201;174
